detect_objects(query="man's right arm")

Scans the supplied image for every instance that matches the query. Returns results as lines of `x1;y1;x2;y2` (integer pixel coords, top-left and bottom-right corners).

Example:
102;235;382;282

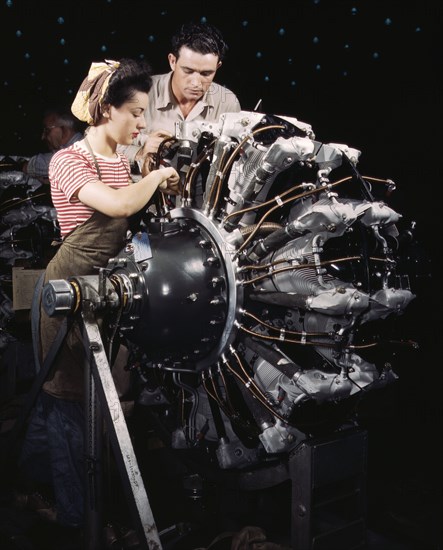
117;137;146;165
23;151;54;179
118;130;173;169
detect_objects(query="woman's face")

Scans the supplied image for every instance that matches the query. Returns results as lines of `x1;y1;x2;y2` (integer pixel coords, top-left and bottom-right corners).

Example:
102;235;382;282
107;91;148;145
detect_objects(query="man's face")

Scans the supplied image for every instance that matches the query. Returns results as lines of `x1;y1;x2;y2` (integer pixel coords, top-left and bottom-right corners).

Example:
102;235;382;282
169;46;221;103
41;114;64;151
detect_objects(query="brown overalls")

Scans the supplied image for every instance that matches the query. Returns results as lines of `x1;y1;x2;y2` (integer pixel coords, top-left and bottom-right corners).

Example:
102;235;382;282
41;212;128;400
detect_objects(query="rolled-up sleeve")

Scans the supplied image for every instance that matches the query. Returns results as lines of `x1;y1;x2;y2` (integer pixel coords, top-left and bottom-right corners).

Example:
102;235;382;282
26;152;54;178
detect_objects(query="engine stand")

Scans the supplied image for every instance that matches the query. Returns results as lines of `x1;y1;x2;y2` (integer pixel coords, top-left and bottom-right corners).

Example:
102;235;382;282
289;427;368;550
10;293;162;550
81;309;162;549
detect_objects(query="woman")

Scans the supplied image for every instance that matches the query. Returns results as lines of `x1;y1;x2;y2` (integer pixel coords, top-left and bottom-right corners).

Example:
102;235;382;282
18;59;179;532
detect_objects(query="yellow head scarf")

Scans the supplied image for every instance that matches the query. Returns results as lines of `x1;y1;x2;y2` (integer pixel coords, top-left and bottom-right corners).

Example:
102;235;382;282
71;59;120;125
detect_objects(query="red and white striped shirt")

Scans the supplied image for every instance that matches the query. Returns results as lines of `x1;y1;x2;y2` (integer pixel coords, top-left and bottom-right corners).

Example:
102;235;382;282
49;140;131;238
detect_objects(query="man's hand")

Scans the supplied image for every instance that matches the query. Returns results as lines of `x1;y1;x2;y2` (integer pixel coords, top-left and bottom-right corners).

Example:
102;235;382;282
136;129;173;159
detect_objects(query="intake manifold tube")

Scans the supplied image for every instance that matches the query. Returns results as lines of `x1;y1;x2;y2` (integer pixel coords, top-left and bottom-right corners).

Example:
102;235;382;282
224;222;282;248
243;336;302;378
247;222;309;261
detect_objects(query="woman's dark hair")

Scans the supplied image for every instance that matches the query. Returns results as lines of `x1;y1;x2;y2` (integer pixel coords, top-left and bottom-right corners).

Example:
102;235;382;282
103;58;152;108
171;22;228;61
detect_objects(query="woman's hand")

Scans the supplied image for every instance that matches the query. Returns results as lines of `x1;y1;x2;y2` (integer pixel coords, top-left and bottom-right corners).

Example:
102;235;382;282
157;167;180;195
77;166;180;218
139;130;174;177
140;153;156;177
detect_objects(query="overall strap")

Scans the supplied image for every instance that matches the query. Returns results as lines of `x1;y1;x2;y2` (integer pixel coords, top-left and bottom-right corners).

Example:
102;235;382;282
83;135;102;179
83;135;132;182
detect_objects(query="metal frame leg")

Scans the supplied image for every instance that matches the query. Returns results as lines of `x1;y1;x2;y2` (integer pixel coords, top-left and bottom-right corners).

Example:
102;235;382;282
289;427;368;550
81;310;162;550
84;345;104;550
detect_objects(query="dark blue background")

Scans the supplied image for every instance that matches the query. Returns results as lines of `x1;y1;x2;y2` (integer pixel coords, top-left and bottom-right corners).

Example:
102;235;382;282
1;0;440;158
1;1;441;544
1;1;441;246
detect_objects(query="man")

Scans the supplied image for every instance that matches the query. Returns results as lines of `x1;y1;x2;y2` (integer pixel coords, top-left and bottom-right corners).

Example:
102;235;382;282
21;107;84;181
122;21;241;166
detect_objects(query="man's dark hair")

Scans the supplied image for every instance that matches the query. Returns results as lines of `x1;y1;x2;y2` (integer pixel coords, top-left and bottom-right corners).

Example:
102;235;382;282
104;58;152;108
171;22;228;61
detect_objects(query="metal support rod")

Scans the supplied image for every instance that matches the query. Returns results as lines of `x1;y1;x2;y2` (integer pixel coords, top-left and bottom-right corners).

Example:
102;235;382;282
81;310;162;550
84;331;103;550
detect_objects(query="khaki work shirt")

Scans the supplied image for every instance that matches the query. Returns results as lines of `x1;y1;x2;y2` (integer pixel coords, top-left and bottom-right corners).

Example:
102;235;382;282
121;72;241;163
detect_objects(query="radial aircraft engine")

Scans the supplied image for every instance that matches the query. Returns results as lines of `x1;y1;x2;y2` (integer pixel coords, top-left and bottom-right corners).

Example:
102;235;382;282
43;110;416;471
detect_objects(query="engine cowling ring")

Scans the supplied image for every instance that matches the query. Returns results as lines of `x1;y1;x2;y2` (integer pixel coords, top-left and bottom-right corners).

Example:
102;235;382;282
112;208;243;371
